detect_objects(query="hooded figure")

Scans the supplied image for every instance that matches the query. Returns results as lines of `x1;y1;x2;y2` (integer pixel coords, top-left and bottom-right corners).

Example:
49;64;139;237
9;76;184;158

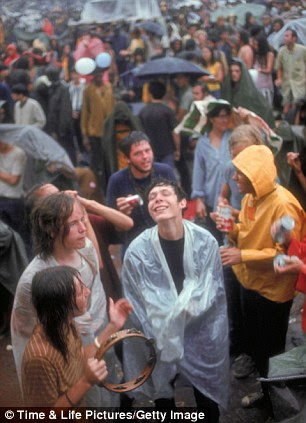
221;60;275;129
101;101;142;188
222;145;304;392
231;145;304;302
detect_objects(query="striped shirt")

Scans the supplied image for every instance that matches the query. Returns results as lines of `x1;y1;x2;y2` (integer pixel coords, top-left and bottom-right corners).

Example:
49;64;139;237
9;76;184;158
22;323;84;407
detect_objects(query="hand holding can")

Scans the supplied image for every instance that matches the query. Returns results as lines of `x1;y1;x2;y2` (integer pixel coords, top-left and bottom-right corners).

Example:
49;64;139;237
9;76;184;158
125;194;143;207
217;205;233;233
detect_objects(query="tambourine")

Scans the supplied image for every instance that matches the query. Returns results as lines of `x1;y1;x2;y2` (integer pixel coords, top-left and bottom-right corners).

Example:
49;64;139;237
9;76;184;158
95;328;156;392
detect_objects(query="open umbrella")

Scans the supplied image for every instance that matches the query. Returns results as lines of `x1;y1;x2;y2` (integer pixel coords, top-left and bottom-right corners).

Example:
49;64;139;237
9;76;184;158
137;21;165;37
136;57;210;80
0;125;74;168
268;18;306;50
0;125;75;190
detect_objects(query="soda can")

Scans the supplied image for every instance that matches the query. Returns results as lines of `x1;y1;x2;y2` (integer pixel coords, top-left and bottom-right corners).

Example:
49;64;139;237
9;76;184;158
272;215;295;244
218;205;233;233
125;194;143;207
273;254;299;270
273;254;288;268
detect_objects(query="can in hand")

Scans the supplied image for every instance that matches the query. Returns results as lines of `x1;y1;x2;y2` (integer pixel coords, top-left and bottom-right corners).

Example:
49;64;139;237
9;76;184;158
272;215;295;244
125;194;144;207
218;205;233;233
273;254;299;270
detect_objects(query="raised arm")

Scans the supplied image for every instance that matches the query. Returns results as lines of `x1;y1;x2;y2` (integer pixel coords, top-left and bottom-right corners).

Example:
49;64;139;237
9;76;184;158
78;196;134;231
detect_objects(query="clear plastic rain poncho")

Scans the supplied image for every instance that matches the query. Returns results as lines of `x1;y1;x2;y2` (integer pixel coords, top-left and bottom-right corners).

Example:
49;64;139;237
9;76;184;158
122;220;229;409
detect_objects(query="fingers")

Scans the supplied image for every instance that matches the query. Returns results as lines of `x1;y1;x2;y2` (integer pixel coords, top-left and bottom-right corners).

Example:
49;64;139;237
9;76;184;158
87;358;108;383
116;197;134;215
114;298;133;314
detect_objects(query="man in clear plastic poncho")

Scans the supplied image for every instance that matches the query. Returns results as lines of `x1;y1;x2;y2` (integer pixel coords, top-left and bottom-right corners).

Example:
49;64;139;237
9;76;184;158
122;178;229;420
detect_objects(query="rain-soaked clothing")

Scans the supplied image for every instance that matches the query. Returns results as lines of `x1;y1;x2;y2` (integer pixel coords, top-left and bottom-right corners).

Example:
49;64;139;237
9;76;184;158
230;145;304;302
122;219;229;409
10;238;117;407
221;61;275;129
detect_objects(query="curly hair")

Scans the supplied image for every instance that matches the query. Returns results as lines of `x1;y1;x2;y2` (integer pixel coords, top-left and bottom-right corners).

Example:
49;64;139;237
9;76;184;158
31;192;76;260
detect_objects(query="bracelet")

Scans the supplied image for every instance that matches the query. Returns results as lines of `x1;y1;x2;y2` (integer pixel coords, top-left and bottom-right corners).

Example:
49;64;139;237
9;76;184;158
94;337;101;349
65;390;77;407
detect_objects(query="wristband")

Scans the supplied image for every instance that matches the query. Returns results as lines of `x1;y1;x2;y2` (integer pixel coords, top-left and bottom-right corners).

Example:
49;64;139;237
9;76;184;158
65;391;77;407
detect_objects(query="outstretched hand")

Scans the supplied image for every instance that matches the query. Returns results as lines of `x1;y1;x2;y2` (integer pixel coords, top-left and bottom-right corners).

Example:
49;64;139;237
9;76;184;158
109;298;133;331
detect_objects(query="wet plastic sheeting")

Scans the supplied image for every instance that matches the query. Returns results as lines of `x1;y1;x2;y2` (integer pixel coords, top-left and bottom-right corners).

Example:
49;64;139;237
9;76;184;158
79;0;161;24
264;345;306;422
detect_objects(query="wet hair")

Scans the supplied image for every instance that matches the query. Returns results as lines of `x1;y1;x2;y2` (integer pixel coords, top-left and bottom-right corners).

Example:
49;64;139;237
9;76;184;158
286;28;297;39
207;104;231;119
185;39;196;51
31;193;77;260
149;80;166;100
192;80;209;95
239;30;250;45
201;46;216;66
32;266;80;362
45;66;60;82
119;130;151;157
11;83;28;96
145;177;186;202
245;12;253;26
255;35;270;66
229;124;263;151
25;183;56;214
255;35;270;57
272;18;284;29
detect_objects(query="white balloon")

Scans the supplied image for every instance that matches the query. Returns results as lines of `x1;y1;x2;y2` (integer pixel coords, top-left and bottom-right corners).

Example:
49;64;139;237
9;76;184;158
75;57;96;75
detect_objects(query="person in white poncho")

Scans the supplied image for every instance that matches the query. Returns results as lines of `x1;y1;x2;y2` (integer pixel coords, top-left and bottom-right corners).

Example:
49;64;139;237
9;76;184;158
122;178;229;421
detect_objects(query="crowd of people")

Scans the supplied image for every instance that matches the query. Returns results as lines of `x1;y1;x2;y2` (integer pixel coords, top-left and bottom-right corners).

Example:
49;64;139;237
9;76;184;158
0;0;306;421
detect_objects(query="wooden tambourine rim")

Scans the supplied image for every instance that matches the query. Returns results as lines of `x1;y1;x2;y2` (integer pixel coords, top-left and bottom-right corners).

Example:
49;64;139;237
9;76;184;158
94;328;156;392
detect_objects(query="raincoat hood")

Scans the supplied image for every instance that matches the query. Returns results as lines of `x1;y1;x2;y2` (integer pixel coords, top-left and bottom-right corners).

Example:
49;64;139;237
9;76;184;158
233;145;277;199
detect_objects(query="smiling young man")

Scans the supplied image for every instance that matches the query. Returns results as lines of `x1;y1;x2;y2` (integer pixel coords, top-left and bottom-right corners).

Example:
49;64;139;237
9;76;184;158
11;193;118;406
122;178;229;421
106;131;176;251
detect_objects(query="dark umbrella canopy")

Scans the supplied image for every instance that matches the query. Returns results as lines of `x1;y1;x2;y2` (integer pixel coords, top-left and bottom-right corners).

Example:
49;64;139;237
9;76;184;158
137;21;165;37
136;57;210;79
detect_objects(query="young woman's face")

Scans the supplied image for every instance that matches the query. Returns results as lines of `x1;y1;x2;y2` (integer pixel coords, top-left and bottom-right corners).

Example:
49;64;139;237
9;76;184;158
210;108;231;133
230;64;242;83
202;47;212;63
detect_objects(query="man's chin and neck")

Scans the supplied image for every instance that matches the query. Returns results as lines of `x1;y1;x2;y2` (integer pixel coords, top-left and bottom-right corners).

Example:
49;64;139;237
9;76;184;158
157;217;184;240
129;164;152;179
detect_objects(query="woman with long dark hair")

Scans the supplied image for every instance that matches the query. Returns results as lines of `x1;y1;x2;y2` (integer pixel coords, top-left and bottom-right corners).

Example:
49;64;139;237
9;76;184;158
22;265;132;406
253;35;275;106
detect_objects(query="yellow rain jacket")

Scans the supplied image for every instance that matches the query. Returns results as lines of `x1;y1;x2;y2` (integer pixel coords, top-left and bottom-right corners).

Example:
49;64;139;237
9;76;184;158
230;145;305;303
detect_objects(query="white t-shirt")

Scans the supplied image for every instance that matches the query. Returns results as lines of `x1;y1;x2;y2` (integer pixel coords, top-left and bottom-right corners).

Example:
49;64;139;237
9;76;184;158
0;146;27;198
